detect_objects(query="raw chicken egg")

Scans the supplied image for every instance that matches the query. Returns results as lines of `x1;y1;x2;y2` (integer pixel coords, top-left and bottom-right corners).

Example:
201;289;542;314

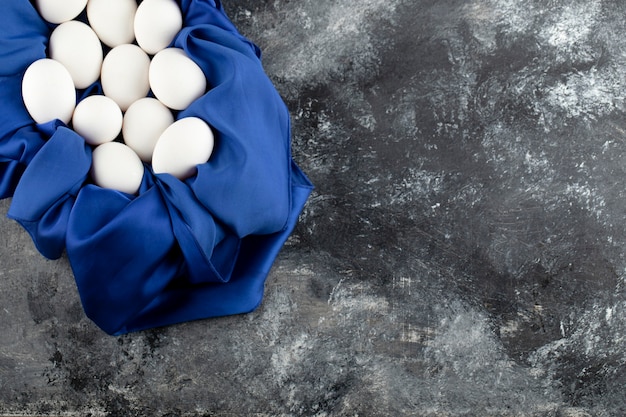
72;95;123;146
34;0;87;24
22;58;76;125
122;98;174;162
149;48;207;111
135;0;183;55
49;21;103;89
91;142;144;195
101;44;151;111
152;117;214;180
87;0;137;48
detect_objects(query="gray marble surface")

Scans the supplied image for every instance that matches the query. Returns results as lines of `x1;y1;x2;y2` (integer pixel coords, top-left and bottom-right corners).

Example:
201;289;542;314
2;0;626;415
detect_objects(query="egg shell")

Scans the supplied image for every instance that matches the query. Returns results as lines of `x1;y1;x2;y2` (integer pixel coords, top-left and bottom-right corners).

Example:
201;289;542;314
49;21;103;89
87;0;137;48
149;48;207;111
101;44;151;111
73;95;123;146
35;0;87;24
135;0;183;55
91;142;144;195
152;117;214;180
122;98;174;162
22;58;76;125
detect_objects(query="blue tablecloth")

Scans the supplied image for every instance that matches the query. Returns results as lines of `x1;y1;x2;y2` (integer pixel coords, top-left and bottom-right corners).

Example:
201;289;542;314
0;0;312;335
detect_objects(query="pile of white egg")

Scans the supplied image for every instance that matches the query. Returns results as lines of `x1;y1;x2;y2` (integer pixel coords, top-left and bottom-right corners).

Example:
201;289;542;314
22;0;215;195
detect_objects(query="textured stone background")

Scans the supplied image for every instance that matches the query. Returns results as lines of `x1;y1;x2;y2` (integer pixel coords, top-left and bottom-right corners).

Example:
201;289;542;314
2;0;626;415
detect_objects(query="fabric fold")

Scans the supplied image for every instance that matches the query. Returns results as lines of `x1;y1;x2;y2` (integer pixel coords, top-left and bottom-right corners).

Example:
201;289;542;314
66;182;182;335
114;165;313;335
156;173;239;285
178;25;292;237
7;127;91;259
0;2;49;77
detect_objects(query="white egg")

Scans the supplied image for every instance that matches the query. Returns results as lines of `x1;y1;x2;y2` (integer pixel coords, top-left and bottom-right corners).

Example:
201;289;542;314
73;96;123;146
152;117;214;180
135;0;183;55
91;142;144;195
49;21;103;89
35;0;87;24
101;44;151;111
149;48;207;111
122;98;174;162
87;0;137;48
22;59;76;125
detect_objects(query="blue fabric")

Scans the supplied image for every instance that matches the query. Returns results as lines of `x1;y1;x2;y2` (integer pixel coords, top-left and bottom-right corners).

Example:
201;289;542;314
0;1;49;199
1;0;312;335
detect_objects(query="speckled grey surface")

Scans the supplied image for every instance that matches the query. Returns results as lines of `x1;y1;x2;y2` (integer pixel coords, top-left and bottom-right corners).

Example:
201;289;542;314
2;0;626;415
